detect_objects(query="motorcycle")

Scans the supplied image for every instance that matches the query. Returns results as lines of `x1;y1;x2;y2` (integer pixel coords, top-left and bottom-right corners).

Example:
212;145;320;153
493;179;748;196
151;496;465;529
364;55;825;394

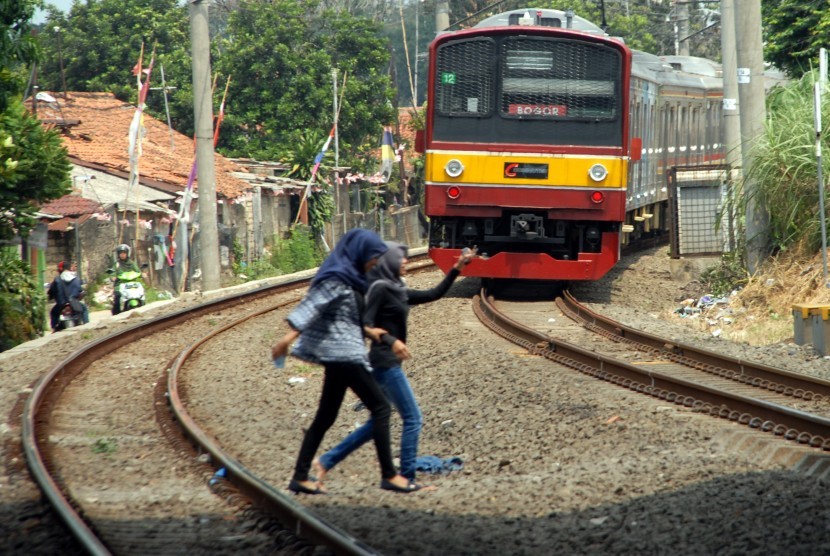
114;269;146;312
56;303;83;329
55;294;86;331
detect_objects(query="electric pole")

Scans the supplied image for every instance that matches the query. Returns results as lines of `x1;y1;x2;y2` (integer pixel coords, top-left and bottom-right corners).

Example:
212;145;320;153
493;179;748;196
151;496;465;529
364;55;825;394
734;0;768;273
720;0;742;251
189;0;220;291
677;1;690;56
436;0;449;32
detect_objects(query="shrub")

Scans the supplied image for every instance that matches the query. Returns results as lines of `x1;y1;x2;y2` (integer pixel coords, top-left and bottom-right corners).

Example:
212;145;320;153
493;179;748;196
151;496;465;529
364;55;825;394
0;250;46;351
270;226;324;274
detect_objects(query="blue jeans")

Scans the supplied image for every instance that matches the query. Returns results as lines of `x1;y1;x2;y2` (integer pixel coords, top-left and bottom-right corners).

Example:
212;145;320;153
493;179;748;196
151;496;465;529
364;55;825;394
319;366;423;481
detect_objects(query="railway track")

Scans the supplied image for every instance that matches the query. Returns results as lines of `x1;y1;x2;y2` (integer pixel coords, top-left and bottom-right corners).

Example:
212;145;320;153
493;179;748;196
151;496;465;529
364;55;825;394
20;254;830;555
474;288;830;469
21;256;434;555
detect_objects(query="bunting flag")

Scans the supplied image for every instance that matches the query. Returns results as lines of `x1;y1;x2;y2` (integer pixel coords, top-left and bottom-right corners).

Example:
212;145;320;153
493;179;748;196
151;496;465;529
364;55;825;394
379;125;395;183
169;75;231;265
127;45;155;176
122;44;155;244
294;125;335;225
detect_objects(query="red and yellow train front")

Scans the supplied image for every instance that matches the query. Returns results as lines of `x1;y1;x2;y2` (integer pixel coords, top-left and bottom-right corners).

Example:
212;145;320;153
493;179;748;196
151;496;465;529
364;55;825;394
424;27;632;280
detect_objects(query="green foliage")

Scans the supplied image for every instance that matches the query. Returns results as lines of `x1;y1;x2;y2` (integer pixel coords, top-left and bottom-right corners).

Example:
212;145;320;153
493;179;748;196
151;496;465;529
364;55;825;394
91;437;118;455
277;128;333;182
700;250;748;297
36;0;192;119
0;249;46;352
1;0;39;111
763;0;827;76
214;0;395;159
270;226;324;274
231;227;323;282
739;72;830;253
231;238;245;275
308;187;335;237
0;101;72;240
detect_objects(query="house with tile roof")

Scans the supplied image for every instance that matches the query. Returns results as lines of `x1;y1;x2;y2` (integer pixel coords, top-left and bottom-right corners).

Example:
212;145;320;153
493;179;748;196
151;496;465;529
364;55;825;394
28;91;306;292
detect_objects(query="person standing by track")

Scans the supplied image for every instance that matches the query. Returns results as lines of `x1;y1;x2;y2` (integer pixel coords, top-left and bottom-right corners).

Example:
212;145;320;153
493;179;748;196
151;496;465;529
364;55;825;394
313;242;475;490
271;229;414;495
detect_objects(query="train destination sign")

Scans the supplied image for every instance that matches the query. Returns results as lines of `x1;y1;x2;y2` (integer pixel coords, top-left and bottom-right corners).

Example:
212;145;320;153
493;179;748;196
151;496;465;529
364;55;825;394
508;103;568;116
504;162;549;179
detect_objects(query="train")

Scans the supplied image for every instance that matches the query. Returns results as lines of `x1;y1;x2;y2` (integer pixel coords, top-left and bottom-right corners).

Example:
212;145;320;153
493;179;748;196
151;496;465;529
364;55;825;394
415;8;725;280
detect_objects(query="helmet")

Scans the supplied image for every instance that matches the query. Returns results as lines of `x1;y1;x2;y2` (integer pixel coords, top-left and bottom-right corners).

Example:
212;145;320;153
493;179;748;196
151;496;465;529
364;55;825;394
116;244;131;257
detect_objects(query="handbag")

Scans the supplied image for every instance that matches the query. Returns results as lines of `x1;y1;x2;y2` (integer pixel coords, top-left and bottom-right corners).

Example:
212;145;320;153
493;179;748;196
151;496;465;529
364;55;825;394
69;296;84;313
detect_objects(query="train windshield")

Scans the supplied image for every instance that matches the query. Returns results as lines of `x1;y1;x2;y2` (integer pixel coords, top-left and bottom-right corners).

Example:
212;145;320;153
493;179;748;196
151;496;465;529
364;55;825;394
433;36;624;147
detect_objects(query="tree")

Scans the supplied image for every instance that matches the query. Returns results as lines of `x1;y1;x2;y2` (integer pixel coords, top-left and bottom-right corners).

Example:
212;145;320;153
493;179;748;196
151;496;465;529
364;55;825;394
762;0;826;77
1;0;71;349
213;0;395;160
36;0;192;123
1;0;71;241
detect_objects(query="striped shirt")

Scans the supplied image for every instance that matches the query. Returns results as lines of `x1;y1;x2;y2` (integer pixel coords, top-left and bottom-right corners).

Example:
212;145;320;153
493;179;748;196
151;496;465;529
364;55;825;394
286;279;370;370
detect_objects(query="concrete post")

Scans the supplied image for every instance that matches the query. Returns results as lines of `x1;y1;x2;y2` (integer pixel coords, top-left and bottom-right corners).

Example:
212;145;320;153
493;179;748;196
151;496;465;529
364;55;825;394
189;0;220;290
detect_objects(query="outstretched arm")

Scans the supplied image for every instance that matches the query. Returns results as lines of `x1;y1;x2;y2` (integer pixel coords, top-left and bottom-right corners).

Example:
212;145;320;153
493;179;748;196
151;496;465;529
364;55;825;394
408;247;476;305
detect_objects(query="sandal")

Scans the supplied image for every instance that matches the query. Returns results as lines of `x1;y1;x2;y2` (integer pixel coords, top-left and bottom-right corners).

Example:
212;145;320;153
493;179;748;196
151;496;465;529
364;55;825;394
312;458;328;483
380;478;424;493
288;479;327;495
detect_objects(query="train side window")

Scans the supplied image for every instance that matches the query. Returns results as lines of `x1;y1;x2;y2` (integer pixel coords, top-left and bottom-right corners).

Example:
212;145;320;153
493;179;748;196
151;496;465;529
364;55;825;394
435;38;496;117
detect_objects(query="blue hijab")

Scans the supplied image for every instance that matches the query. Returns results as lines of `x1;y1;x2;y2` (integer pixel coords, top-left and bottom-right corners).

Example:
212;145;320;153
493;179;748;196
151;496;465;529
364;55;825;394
312;229;388;293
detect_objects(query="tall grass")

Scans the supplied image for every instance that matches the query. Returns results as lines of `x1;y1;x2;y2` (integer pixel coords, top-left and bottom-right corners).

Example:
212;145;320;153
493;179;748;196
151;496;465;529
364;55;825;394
743;71;830;254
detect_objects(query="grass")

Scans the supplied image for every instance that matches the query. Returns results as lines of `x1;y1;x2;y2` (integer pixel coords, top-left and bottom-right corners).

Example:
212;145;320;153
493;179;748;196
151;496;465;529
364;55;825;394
91;437;117;455
667;248;830;346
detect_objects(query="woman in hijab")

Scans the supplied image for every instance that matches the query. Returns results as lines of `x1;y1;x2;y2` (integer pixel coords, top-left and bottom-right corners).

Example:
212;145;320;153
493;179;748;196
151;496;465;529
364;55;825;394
272;229;413;495
313;241;475;491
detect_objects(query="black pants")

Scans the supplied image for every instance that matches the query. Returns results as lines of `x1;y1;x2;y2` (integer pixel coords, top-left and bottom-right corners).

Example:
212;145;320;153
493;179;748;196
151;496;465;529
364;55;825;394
112;290;121;315
49;303;61;329
292;362;396;482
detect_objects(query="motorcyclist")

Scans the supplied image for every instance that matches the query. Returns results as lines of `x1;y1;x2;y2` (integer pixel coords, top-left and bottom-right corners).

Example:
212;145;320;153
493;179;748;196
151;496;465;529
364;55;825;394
47;261;89;331
111;244;141;315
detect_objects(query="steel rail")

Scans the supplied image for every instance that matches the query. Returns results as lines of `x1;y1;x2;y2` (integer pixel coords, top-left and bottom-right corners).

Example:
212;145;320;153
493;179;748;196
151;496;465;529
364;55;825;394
560;290;830;401
166;297;380;556
21;254;433;553
21;275;318;554
474;290;830;451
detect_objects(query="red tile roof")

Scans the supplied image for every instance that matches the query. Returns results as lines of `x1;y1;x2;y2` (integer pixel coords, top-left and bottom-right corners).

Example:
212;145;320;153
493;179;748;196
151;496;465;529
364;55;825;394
40;195;102;216
27;92;249;200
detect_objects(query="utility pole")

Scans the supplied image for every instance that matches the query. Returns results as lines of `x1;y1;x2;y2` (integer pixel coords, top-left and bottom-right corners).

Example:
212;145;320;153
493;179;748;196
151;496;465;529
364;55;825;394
720;0;742;251
735;0;768;273
189;0;220;291
436;0;449;32
676;1;690;56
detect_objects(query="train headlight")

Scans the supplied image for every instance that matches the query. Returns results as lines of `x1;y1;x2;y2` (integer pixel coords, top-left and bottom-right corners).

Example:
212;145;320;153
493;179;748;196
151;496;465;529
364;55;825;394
445;159;464;178
590;191;605;204
588;163;608;182
447;186;462;199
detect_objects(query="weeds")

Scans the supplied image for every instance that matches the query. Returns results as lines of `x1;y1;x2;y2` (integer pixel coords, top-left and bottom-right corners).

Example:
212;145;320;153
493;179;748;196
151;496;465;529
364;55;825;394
91;438;117;455
700;251;748;297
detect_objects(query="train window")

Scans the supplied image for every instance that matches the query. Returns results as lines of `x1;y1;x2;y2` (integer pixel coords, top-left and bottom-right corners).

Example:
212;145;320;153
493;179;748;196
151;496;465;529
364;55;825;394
435;38;496;117
498;37;620;121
